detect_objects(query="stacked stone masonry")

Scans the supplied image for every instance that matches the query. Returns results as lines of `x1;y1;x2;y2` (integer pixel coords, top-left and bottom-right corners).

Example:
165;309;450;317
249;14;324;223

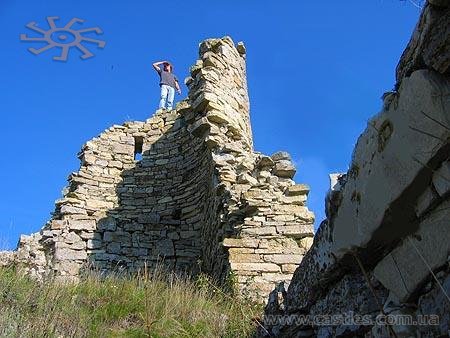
261;1;450;337
0;36;314;302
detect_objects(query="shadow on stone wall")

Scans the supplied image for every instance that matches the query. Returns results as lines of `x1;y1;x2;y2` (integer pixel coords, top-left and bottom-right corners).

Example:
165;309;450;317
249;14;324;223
83;114;209;276
79;112;235;283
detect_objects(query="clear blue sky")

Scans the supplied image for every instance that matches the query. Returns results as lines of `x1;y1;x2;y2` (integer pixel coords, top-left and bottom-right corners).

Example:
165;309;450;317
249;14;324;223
0;1;420;250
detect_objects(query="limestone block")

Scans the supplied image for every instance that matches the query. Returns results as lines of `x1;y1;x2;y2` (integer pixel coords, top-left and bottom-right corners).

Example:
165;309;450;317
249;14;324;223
103;231;131;246
272;160;296;179
55;197;85;207
258;170;271;179
188;117;211;137
258;238;304;254
243;220;262;226
138;213;160;224
87;239;102;249
276;225;314;238
325;173;346;219
123;223;144;232
230;262;281;272
229;252;261;263
256;156;275;169
271;151;291;162
236;41;246;55
373;200;450;302
264;254;303;264
191;92;218;112
158;196;172;203
86;199;114;210
60;205;87;215
68;219;96;231
111;143;133;155
252;275;287;286
95;159;108;167
432;160;450;197
281;194;307;205
109;160;123;169
155;239;175;257
237;173;258;185
281;264;298;273
107;242;121;254
206;110;229;125
298;237;314;251
63;232;83;244
180;231;197;239
223;238;260;248
42;229;56;238
270;214;291;222
286;184;310;196
50;220;66;230
415;185;439;217
189;60;203;77
54;246;88;261
54;261;82;276
205;135;219;149
241;227;277;236
97;217;117;231
81;152;96;165
228;247;255;254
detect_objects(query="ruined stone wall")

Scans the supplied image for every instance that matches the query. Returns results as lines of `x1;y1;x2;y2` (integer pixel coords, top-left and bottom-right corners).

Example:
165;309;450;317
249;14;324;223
5;109;213;280
186;37;315;299
0;36;315;302
261;1;450;336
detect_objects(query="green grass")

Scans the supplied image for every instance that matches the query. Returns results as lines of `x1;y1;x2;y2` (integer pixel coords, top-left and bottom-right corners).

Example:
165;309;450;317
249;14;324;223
0;266;263;337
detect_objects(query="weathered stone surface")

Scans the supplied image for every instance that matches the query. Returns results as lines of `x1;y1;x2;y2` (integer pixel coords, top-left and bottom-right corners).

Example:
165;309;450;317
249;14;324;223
261;6;450;335
415;185;438;216
432;160;450;197
276;224;314;237
332;69;450;259
155;239;175;257
230;262;281;272
256;156;275;169
272;160;296;178
223;238;260;248
54;247;88;261
396;1;450;86
68;219;96;231
286;184;310;196
373;200;450;302
264;254;303;264
271;151;291;162
416;271;450;337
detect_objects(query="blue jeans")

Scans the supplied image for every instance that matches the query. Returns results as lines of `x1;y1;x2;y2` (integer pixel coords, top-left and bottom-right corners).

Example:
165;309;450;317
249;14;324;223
159;84;175;110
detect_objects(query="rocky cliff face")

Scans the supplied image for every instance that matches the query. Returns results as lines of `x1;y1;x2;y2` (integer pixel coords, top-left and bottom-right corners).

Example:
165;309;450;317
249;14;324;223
261;1;450;336
0;37;315;302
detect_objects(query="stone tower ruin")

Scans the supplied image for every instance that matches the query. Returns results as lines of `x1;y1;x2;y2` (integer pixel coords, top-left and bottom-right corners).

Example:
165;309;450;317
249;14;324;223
1;37;315;301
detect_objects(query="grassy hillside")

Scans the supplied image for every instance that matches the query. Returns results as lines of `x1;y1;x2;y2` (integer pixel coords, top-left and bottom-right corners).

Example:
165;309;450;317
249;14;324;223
0;266;263;337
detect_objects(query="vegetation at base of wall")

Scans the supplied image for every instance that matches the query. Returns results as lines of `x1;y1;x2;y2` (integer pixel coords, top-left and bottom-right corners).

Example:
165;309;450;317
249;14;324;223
0;266;263;337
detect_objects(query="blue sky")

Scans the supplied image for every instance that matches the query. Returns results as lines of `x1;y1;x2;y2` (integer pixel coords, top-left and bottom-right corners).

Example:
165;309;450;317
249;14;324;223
0;1;420;249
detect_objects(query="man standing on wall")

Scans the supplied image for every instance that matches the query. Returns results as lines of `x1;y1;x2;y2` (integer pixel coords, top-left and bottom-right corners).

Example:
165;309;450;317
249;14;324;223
152;60;181;110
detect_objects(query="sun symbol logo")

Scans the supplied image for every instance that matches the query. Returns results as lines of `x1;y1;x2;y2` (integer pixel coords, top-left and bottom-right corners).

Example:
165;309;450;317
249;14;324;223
20;16;106;61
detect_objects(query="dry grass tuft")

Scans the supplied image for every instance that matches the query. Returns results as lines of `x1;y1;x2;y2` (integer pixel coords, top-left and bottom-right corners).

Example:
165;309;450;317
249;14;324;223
0;266;262;337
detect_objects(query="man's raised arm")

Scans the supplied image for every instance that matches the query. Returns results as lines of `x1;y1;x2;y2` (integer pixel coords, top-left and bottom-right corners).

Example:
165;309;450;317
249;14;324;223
175;79;181;95
152;60;167;72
